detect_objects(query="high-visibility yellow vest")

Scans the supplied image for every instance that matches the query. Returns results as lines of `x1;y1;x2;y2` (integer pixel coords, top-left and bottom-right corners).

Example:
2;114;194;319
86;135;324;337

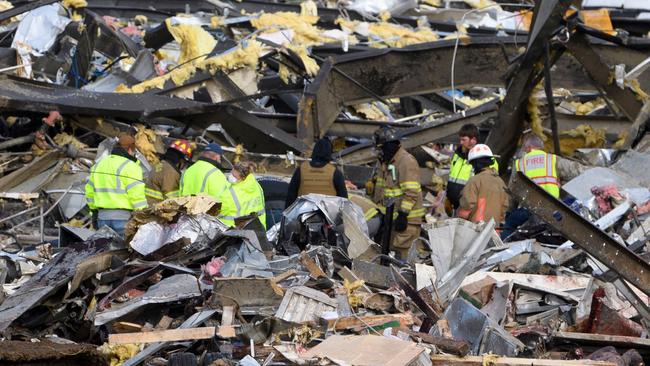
449;152;499;186
219;174;267;229
515;149;560;198
85;154;148;211
179;159;228;200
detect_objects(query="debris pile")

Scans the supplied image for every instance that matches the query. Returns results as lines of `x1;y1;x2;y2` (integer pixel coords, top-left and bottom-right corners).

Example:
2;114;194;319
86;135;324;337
0;0;650;366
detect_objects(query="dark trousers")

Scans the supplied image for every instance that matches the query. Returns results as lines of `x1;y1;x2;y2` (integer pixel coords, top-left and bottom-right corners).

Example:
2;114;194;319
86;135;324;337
500;207;530;240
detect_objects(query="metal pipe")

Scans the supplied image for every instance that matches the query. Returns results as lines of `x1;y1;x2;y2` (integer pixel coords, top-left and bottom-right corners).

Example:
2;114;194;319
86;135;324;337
0;205;39;225
12;185;74;229
0;135;35;150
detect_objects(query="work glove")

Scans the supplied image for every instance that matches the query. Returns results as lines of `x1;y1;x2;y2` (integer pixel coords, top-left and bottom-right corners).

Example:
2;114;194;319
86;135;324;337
395;211;408;232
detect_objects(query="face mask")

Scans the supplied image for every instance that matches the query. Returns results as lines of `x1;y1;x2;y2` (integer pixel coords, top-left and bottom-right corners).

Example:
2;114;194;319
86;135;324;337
227;174;237;183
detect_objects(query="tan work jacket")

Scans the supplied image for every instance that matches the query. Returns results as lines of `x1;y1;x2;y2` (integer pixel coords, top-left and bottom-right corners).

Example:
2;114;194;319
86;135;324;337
458;169;509;223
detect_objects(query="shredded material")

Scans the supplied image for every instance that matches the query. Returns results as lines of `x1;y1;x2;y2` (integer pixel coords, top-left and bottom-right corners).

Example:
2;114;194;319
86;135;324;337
338;18;439;48
117;40;264;93
134;124;160;164
53;132;88;149
527;82;546;141
421;0;442;6
98;343;142;366
344;278;366;308
546;124;606;155
353;103;388;121
251;12;330;46
287;44;319;77
456;96;494;108
613;130;629;149
165;19;217;65
62;0;87;8
464;0;501;10
569;98;605;115
300;0;318;17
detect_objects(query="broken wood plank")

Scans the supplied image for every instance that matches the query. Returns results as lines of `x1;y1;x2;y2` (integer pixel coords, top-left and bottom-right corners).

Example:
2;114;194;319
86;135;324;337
408;331;469;357
299;252;326;278
0;150;63;192
430;355;615;365
325;313;414;331
112;322;144;333
221;306;235;327
109;326;236;344
554;331;650;349
155;316;173;330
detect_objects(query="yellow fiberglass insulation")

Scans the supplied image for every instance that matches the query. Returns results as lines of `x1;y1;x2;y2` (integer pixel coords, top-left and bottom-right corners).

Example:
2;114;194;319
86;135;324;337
300;0;317;17
98;343;141;366
569;98;605;115
250;12;330;46
117;40;264;93
456;96;494;108
287;44;319;76
544;124;606;155
353;103;387;121
53;133;88;149
165;19;217;65
337;18;439;48
527;82;546;141
421;0;442;6
134;124;160;164
63;0;87;8
464;0;501;10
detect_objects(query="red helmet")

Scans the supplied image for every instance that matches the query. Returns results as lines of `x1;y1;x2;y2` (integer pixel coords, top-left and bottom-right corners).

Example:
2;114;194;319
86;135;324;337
169;139;192;159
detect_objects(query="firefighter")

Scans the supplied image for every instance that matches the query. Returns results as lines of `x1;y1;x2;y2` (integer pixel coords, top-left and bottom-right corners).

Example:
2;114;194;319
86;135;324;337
501;133;560;239
85;134;147;237
369;127;425;259
145;139;192;205
219;163;267;229
285;137;348;208
179;143;228;200
457;144;509;224
447;124;498;210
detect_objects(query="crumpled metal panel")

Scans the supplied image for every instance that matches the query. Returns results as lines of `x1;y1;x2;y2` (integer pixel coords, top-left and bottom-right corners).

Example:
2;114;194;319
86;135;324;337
283;194;368;235
94;273;201;326
426;218;495;305
435;298;524;356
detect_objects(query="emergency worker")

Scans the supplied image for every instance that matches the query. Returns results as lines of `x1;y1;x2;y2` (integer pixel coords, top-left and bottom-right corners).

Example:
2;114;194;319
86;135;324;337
85;134;147;237
501;134;560;239
457;144;509;225
349;194;383;239
369;127;424;259
285;138;347;207
447;124;498;210
180;143;228;200
145;139;192;205
219;163;267;229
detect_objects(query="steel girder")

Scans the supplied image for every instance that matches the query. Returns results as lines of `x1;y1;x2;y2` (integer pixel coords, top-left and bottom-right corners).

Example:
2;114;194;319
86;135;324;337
337;102;498;165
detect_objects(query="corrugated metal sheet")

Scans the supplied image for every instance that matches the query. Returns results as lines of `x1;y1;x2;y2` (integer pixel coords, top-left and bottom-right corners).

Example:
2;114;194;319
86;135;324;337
275;286;337;323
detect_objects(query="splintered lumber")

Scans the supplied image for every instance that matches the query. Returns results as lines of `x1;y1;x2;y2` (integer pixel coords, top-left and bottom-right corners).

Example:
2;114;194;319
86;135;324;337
108;326;236;344
325;313;414;331
408;331;470;357
430;355;616;365
554;331;650;349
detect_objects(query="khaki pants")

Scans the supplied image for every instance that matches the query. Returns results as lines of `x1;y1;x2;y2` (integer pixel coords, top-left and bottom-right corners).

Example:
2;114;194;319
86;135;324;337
391;224;421;259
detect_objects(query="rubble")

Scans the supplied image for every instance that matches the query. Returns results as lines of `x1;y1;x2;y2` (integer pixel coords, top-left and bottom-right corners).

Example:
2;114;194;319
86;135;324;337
1;0;650;365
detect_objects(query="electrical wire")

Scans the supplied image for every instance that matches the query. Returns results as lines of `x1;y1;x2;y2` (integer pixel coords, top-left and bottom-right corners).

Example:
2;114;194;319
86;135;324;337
450;3;534;113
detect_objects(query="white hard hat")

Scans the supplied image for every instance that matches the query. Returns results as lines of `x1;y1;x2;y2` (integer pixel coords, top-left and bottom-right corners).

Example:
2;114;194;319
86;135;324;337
468;144;494;162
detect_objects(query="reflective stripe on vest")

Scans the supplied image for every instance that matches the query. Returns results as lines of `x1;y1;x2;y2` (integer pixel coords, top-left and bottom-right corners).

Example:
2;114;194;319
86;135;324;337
449;152;500;185
87;155;147;210
516;150;559;198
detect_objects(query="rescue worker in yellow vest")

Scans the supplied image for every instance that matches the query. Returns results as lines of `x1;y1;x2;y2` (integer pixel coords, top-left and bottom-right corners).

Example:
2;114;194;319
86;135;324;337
447;124;498;210
145;139;193;205
457;144;509;225
285;138;348;208
369;127;425;259
219;163;267;229
180;143;229;200
349;194;383;239
501;134;560;239
515;134;560;198
85;134;147;237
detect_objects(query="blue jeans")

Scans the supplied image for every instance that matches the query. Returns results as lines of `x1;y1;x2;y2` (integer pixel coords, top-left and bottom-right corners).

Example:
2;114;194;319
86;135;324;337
500;208;531;240
97;219;127;238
